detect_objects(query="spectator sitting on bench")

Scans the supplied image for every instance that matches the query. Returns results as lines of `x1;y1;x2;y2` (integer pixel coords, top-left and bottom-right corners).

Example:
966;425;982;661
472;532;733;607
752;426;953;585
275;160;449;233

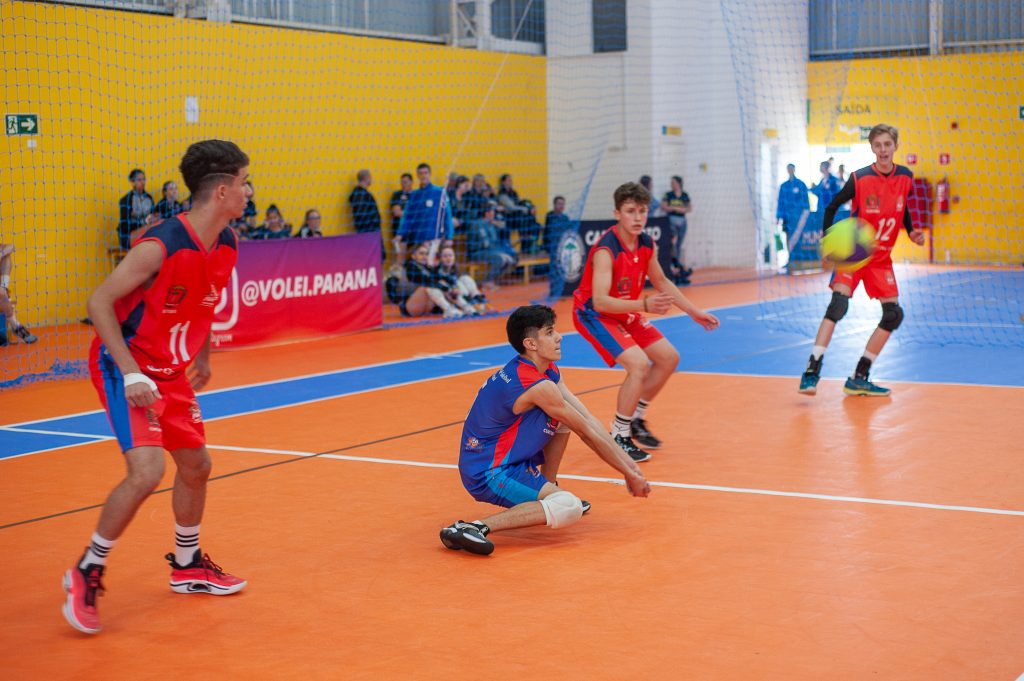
154;181;185;221
117;168;155;250
437;245;487;313
394;243;469;319
0;240;38;346
295;209;323;238
497;173;542;254
465;202;516;291
252;204;292;240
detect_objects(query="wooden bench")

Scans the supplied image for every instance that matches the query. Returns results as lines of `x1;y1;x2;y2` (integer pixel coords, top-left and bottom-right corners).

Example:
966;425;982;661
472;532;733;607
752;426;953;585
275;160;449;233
465;253;550;285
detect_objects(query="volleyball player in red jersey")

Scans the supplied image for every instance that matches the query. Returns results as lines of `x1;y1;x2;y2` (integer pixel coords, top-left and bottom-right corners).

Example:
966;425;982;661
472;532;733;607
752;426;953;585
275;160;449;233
63;141;252;634
798;124;926;397
573;182;719;462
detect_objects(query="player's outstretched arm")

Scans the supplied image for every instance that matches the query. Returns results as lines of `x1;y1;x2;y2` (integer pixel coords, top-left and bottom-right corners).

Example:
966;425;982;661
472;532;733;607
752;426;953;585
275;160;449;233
646;248;720;330
526;380;650;498
87;240;164;407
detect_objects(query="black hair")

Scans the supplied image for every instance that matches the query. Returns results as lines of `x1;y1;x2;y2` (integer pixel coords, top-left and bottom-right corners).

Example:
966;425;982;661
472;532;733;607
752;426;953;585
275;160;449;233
416;163;431;173
266;203;280;217
162;180;175;195
613;181;651;210
129;168;145;181
553;195;565;204
671;175;683;185
179;139;249;203
639;175;652;186
401;172;413;181
507;305;556;354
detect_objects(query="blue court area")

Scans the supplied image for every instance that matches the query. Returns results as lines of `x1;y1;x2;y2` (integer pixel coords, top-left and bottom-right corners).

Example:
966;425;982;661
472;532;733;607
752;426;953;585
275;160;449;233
3;269;1021;460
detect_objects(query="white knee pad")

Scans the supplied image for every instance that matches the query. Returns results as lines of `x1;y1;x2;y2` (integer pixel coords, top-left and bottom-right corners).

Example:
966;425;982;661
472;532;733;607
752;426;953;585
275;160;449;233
540;491;584;529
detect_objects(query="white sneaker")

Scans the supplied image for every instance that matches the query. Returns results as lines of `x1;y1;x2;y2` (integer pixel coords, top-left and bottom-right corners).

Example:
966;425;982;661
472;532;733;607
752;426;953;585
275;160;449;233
443;309;464;319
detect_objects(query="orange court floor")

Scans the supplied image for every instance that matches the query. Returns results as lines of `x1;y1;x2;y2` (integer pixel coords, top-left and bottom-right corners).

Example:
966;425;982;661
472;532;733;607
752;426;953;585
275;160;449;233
1;277;1023;681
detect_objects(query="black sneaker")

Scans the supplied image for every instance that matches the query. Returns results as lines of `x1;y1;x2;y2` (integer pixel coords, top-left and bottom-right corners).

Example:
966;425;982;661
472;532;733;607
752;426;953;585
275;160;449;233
613;434;651;463
440;520;494;555
581;500;591;515
630;418;662;449
12;325;37;344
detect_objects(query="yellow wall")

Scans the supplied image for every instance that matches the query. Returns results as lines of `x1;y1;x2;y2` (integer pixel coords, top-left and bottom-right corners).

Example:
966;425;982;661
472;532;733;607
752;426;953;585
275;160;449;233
0;1;548;324
808;52;1023;265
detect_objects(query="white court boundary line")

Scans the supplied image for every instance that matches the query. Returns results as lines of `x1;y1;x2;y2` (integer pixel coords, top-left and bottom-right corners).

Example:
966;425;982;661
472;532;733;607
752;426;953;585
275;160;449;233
206;444;1024;518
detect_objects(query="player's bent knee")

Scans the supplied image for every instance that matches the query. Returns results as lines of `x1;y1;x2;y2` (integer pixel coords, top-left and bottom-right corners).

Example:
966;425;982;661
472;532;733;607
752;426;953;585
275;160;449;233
824;291;849;322
540;490;584;529
878;302;904;331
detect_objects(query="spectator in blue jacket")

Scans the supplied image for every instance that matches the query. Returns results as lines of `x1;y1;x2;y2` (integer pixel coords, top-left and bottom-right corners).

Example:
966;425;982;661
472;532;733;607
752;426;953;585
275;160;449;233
776;163;809;239
810;160;842;212
396;163;453;266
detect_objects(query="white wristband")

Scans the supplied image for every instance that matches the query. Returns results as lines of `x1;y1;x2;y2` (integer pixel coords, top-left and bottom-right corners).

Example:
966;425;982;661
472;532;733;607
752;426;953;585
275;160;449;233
123;372;158;392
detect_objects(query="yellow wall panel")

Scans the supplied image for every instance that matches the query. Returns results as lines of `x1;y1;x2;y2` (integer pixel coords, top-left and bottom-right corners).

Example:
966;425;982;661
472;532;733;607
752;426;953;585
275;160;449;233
1;1;548;323
809;52;1024;265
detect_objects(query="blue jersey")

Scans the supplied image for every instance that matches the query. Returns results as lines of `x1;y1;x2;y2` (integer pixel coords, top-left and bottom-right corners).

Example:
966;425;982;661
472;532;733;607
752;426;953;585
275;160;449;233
776;177;809;220
459;356;562;493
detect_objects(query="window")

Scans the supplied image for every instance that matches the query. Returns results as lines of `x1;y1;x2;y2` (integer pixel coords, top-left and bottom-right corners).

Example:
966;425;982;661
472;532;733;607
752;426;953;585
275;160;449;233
593;0;627;53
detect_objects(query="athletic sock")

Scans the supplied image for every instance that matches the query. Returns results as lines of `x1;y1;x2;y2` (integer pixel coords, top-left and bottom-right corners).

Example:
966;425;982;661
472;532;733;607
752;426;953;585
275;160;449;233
631;399;650;421
80;532;116;569
174;523;200;566
611;412;632;438
0;274;9;289
855;356;873;380
811;345;826;360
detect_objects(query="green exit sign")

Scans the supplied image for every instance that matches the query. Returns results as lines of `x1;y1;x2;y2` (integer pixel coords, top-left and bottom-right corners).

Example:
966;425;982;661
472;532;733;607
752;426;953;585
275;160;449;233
5;114;38;136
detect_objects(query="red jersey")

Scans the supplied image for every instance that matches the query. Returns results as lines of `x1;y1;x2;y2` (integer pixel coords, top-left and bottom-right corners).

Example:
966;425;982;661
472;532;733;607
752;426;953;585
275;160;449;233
92;214;238;377
850;163;913;261
572;226;655;324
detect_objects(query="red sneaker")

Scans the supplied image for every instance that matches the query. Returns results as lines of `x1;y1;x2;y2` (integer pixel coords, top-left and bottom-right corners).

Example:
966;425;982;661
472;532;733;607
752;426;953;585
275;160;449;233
62;562;105;634
166;552;247;595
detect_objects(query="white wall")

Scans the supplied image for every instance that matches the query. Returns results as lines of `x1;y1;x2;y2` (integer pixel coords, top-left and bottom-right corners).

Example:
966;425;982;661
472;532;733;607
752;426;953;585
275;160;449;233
547;0;808;269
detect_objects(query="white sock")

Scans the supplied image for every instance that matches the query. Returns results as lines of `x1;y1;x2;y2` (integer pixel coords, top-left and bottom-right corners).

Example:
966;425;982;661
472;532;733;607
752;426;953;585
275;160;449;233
632;399;650;420
0;275;9;289
862;350;878;361
811;345;827;360
80;532;116;568
174;523;200;566
611;412;632;437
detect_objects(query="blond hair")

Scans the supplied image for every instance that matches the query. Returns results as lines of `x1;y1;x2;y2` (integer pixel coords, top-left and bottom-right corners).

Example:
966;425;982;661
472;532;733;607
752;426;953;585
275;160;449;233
868;124;899;145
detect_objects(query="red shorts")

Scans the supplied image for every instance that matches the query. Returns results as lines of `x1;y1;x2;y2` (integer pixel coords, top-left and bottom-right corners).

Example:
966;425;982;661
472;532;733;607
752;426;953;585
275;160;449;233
572;305;665;367
831;258;899;299
89;344;205;453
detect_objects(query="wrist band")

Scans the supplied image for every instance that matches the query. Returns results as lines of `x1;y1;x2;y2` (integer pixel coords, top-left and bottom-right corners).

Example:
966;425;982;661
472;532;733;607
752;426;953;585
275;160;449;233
124;372;157;392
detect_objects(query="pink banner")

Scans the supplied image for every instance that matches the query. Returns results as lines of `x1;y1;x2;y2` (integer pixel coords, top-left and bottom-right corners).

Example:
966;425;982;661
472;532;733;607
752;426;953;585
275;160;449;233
212;233;382;349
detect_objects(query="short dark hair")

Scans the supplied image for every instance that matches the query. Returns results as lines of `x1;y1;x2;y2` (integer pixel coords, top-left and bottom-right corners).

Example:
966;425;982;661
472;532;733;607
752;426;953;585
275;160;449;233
786;163;796;170
129;168;145;181
671;175;683;185
507;305;556;354
553;195;565;204
416;163;431;173
357;169;371;182
401;172;413;181
179;139;249;202
613;182;651;210
639;175;652;186
265;203;280;217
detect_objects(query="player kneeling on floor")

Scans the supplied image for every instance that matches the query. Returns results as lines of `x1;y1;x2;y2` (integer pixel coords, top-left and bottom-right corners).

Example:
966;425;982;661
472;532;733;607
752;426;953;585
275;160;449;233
440;305;651;556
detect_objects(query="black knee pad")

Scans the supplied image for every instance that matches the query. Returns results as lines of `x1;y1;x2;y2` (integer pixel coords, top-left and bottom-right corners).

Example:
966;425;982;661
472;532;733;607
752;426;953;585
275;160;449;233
879;302;904;331
824;291;849;323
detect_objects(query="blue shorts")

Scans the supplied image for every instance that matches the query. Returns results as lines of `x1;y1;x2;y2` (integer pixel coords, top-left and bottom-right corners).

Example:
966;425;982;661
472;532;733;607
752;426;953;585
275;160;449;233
463;454;548;508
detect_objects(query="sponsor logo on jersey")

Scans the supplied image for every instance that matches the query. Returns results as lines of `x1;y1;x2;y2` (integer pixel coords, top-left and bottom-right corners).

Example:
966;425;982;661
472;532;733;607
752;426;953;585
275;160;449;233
864;194;880;213
164;285;187;312
543;416;560;436
146;364;176;376
200;283;220;308
617;276;631;295
466;436;481;450
145;409;161;432
896;196;904;212
189;401;202;423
